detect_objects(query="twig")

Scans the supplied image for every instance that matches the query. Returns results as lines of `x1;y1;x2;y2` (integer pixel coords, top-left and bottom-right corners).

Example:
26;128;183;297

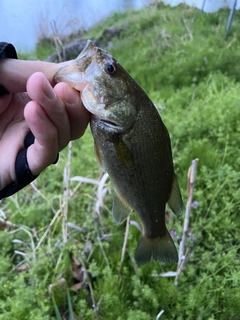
77;255;99;318
95;173;109;216
156;310;164;319
30;182;62;218
35;203;62;251
70;176;100;185
71;171;110;265
91;173;110;266
54;251;63;273
35;167;107;251
130;220;142;233
128;249;139;275
50;20;66;62
10;225;36;264
71;172;110;216
118;215;131;275
175;158;199;285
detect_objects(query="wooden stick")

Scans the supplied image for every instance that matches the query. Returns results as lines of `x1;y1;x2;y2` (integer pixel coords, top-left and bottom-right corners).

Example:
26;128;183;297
156;310;164;319
118;216;131;275
175;158;199;285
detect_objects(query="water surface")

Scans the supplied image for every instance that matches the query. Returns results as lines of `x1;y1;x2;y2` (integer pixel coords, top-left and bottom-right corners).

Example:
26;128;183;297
0;0;146;52
0;0;238;52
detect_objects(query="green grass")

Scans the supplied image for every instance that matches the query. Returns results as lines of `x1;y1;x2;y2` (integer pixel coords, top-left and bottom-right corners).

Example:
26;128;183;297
2;2;240;319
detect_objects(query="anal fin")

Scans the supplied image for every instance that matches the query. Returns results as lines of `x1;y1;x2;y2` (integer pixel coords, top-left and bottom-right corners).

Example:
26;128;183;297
168;173;184;216
112;191;132;225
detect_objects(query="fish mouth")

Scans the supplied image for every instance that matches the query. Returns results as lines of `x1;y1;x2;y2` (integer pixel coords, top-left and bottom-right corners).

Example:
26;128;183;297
91;114;120;130
90;95;128;131
101;119;119;129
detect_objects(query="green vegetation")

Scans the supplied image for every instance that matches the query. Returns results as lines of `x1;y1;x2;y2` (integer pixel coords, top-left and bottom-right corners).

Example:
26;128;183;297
2;2;240;319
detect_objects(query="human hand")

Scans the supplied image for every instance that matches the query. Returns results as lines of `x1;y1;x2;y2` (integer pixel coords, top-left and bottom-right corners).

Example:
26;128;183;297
0;59;89;192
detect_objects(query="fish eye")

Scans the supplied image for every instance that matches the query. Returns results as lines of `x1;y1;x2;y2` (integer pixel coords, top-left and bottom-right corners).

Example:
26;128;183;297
105;63;117;75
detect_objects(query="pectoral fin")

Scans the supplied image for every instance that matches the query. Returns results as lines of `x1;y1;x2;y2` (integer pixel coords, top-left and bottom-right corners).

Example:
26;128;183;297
113;140;134;168
168;173;184;216
112;191;132;224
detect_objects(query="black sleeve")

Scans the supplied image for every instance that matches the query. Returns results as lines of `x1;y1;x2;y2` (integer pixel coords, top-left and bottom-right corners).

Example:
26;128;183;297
0;43;38;199
0;43;18;96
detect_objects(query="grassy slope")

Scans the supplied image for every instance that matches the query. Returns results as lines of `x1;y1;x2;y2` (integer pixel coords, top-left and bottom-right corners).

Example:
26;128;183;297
1;3;240;319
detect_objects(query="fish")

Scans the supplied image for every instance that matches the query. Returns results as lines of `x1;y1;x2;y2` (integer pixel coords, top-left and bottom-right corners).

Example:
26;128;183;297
54;40;184;264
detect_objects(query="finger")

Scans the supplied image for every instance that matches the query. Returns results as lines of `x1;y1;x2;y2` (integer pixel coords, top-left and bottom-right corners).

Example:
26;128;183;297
24;100;58;175
0;119;29;187
53;82;90;140
0;93;12;115
26;72;71;150
0;92;29;139
0;59;71;93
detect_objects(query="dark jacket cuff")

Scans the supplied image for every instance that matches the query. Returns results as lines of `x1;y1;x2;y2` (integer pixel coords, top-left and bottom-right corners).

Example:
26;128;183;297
0;43;18;96
0;43;38;200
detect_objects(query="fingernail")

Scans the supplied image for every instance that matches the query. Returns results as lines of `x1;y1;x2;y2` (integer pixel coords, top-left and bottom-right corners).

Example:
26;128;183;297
43;78;56;100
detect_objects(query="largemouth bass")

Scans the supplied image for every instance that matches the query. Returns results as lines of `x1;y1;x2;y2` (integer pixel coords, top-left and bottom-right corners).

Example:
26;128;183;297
54;40;183;264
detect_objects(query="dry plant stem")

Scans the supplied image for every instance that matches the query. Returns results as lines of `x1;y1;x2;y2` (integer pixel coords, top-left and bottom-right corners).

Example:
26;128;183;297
11;226;36;264
129;251;139;275
35;173;108;252
156;310;164;319
51;20;65;62
78;256;99;317
54;251;63;273
91;172;110;265
35;203;62;251
119;215;131;275
182;18;193;40
30;183;49;203
175;158;199;285
95;229;110;267
62;141;72;244
95;173;109;216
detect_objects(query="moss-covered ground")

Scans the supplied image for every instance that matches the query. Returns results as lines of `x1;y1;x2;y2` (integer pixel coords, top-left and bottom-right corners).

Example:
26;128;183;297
1;3;240;319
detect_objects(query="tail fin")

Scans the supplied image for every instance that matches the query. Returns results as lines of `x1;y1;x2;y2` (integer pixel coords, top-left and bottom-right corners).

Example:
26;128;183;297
135;231;178;265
